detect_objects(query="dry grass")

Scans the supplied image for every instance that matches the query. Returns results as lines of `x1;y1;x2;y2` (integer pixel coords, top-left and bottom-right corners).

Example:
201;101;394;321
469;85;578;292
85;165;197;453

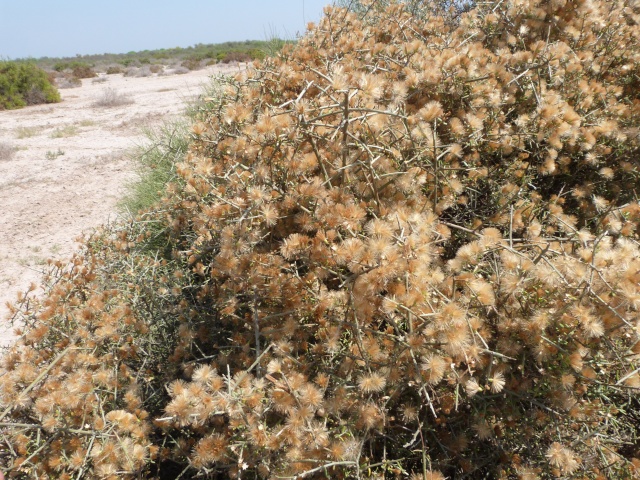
0;142;16;161
92;87;134;107
14;126;44;138
49;125;79;138
54;72;82;89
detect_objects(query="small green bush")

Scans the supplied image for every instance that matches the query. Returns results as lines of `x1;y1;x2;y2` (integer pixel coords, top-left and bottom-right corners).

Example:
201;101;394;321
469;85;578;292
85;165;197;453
49;125;78;138
106;65;124;75
53;60;93;73
181;58;202;71
52;61;69;72
220;50;253;63
0;61;60;110
71;64;97;79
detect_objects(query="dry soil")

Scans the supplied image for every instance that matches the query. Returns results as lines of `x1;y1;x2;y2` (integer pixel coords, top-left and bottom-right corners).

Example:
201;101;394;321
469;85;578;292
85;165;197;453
0;64;244;345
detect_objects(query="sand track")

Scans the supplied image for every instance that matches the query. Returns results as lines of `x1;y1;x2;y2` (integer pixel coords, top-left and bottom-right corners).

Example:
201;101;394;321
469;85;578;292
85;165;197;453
0;64;242;345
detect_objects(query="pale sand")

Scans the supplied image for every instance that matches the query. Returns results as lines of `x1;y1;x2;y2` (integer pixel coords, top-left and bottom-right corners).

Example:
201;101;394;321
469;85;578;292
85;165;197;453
0;63;244;345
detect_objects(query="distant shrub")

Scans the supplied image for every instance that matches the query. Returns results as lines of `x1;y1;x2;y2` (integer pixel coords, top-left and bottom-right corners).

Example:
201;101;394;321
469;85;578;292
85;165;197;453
91;75;108;84
0;61;61;109
220;50;253;63
92;87;133;107
71;64;97;79
247;47;266;60
125;66;153;77
52;61;70;72
106;65;124;75
151;51;170;60
149;64;163;74
54;72;81;89
53;60;94;74
181;58;202;71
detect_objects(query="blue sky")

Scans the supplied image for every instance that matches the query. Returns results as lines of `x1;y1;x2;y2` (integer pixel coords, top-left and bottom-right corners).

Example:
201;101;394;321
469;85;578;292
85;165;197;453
0;0;332;60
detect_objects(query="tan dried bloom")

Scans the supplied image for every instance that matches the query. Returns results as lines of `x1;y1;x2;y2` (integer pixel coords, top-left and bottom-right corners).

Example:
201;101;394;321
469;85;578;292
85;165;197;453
358;372;387;393
489;372;506;393
546;442;579;475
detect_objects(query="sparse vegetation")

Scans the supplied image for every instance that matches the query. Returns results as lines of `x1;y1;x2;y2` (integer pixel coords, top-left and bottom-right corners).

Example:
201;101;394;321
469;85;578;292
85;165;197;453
0;61;61;110
49;125;79;138
218;50;254;63
44;148;64;160
71;64;97;79
170;66;189;75
105;65;124;75
121;78;224;213
2;1;640;479
92;87;133;107
14;126;43;138
25;39;292;75
53;72;82;89
180;58;202;71
53;60;92;73
0;142;16;161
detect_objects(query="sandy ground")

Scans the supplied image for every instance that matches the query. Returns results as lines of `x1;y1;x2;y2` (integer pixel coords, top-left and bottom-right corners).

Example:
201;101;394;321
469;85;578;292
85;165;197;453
0;64;244;345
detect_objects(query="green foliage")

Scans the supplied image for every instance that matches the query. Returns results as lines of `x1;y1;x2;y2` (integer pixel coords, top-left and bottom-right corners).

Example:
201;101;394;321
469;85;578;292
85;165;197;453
27;39;292;73
121;77;225;215
44;149;64;160
120;121;190;214
218;50;254;63
71;64;97;78
105;65;124;74
49;125;78;138
180;58;202;71
52;60;93;72
0;61;60;110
